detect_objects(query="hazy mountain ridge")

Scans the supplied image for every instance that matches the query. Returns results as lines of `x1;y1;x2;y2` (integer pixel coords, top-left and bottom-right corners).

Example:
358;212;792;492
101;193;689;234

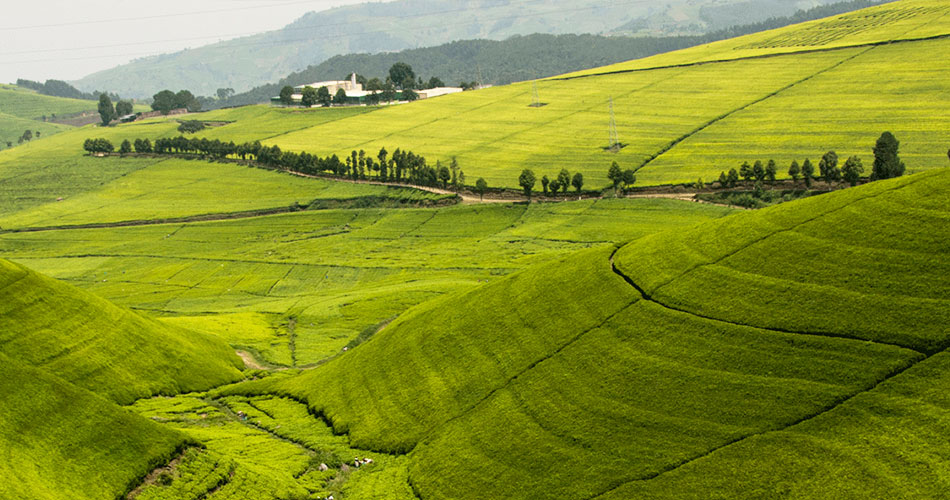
72;0;848;99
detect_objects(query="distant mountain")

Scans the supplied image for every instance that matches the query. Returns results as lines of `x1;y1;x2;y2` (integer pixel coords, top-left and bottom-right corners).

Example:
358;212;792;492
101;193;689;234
216;0;887;109
71;0;848;99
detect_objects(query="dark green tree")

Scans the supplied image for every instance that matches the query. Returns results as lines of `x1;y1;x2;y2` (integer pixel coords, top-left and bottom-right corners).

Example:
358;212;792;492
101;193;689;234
788;160;801;183
475;178;488;201
727;168;739;188
571;172;584;193
819;151;840;185
739;161;753;182
427;76;445;89
622;169;636;192
98;93;115;125
216;88;235;100
841;155;864;187
404;89;419;102
115;100;133;116
438;164;451;188
333;88;347;105
152;90;177;114
119;139;132;155
541;175;550;194
21;130;32;142
718;171;728;188
607;161;623;190
556;169;571;194
765;159;777;184
389;62;416;89
301;86;318;107
752;160;765;182
870;132;906;180
279;86;295;105
519;169;536;199
801;159;815;187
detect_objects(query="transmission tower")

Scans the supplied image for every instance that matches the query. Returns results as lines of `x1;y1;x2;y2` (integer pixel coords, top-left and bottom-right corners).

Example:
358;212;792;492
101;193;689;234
531;82;541;107
607;97;621;152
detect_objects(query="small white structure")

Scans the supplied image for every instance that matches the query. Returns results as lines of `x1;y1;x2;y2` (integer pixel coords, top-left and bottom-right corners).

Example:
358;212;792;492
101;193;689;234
417;87;464;99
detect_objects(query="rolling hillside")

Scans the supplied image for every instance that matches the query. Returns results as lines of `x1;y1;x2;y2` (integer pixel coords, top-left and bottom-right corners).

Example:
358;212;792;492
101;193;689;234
78;0;949;190
0;353;189;500
0;257;243;403
219;168;950;499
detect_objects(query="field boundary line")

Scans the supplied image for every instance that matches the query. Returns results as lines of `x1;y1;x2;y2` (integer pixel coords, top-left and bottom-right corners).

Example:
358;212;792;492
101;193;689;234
550;32;950;82
586;335;931;499
631;45;874;174
589;245;933;498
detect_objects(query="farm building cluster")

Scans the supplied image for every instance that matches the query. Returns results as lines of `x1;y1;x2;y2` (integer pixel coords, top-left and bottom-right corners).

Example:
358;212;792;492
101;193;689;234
271;73;464;106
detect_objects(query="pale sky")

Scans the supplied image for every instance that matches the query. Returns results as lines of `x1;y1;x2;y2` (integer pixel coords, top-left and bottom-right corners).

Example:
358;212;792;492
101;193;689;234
0;0;370;84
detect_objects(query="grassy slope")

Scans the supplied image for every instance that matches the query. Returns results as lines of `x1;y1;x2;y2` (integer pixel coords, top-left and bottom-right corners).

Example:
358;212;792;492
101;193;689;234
0;258;243;403
614;168;950;353
0;86;99;120
223;170;950;499
0;352;188;500
0;199;733;366
17;1;943;192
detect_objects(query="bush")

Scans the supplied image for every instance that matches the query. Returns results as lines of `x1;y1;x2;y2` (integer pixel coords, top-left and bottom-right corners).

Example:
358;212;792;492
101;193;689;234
177;120;206;134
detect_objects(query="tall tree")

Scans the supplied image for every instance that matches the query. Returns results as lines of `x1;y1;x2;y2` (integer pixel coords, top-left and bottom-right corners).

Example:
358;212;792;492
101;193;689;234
98;94;115;126
475;178;488;201
438;165;451;188
541;175;550;194
841;156;864;187
765;159;777;184
389;62;416;89
607;161;623;190
571;172;584;193
739;162;753;182
801;159;815;187
333;88;348;105
301;86;318;107
752;160;765;182
727;168;739;187
622;169;636;192
871;132;906;180
788;160;801;183
519;169;536;199
279;86;295;105
819;151;840;185
557;169;571;194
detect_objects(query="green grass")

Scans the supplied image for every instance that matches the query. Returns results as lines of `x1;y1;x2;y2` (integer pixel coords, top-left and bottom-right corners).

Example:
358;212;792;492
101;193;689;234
0;352;188;500
0;257;244;403
0;199;733;367
208;169;950;499
0;86;100;120
0;157;447;229
129;393;415;499
614;169;950;353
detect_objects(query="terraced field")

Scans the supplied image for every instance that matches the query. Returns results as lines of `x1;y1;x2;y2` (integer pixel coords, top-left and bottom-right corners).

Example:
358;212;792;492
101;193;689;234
0;199;732;366
209;168;948;499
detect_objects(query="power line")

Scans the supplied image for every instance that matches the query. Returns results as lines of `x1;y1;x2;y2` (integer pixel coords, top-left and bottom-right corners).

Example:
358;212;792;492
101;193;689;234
1;0;653;64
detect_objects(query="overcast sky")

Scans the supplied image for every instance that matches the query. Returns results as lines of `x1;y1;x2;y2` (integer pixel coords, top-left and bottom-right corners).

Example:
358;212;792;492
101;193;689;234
0;0;370;84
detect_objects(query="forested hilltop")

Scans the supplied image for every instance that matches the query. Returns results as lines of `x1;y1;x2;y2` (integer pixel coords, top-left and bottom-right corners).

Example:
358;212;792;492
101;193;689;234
214;0;889;109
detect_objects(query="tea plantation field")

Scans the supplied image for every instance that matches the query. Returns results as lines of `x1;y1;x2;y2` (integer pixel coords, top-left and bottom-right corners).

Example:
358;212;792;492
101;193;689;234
0;199;733;367
211;168;949;499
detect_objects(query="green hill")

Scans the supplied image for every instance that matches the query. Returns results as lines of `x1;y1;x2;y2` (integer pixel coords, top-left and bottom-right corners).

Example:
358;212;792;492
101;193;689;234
0;257;243;403
0;352;189;500
217;168;950;499
83;0;948;190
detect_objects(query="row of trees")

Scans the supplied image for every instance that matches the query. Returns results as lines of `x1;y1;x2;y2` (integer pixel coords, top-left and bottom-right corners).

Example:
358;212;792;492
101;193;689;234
517;168;585;198
82;136;466;190
717;132;909;189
